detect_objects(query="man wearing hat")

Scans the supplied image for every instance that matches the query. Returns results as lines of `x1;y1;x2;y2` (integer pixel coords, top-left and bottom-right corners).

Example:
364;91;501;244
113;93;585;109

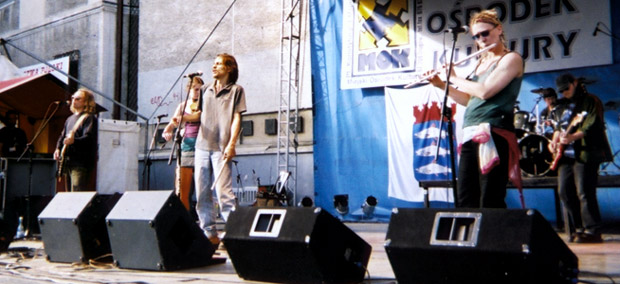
550;73;612;243
537;87;573;138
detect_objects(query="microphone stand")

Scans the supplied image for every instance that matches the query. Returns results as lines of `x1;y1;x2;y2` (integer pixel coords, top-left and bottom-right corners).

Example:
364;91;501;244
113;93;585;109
16;102;63;238
435;31;461;207
142;115;166;190
167;77;194;166
530;96;543;134
595;25;620;41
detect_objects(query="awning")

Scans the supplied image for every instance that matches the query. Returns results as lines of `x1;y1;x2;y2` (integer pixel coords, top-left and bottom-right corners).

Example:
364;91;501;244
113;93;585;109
0;73;73;119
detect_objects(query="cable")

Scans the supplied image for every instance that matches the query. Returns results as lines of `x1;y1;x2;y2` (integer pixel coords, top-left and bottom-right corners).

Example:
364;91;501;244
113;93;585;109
147;0;238;121
577;270;617;284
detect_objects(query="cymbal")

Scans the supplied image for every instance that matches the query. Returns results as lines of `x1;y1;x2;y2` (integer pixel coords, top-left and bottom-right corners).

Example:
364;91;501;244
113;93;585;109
531;87;556;97
578;77;597;85
530;87;545;94
605;100;620;111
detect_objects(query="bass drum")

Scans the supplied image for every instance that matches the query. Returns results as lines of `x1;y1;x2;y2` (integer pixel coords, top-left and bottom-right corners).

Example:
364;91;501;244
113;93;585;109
519;134;554;177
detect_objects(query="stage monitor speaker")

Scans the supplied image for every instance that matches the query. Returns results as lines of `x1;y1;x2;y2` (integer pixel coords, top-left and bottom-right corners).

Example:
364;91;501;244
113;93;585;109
385;208;578;284
105;190;214;271
223;207;372;284
38;192;121;263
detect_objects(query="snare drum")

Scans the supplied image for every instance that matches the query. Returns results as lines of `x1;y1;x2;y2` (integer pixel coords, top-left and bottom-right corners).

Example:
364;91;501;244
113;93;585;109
514;111;534;138
519;134;553;176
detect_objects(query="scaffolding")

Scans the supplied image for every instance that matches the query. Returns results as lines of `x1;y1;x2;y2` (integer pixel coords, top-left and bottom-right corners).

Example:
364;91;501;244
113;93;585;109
277;0;305;205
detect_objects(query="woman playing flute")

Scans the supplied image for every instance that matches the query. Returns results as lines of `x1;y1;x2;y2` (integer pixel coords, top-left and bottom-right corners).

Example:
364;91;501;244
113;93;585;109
423;9;524;208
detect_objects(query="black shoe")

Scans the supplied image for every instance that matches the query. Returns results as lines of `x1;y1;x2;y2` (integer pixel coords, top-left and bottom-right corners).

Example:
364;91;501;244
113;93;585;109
569;233;579;243
575;233;603;243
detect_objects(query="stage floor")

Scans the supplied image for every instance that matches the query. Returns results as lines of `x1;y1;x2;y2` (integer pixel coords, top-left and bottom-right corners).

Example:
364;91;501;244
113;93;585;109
1;222;619;284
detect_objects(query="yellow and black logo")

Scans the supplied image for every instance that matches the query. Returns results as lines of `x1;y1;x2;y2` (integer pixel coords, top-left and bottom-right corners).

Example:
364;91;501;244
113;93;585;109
358;0;410;50
354;0;414;74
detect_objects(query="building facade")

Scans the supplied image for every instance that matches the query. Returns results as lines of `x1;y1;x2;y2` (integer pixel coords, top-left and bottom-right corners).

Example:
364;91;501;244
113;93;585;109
0;0;314;204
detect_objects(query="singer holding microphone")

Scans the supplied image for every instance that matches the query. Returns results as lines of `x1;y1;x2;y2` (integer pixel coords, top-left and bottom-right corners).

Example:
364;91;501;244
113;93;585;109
162;75;204;211
423;9;524;208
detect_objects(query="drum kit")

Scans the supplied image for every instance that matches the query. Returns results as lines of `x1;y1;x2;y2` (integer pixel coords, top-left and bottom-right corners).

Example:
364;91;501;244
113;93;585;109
514;89;557;177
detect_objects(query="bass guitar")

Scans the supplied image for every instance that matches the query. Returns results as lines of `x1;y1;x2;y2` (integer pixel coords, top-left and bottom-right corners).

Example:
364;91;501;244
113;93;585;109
56;133;73;181
549;111;587;171
56;114;88;181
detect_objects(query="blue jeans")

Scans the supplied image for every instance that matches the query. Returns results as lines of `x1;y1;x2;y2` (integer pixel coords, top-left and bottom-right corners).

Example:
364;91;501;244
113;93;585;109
194;148;236;237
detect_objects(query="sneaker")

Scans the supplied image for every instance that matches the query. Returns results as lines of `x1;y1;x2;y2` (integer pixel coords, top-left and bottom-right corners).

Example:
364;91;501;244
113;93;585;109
575;233;603;243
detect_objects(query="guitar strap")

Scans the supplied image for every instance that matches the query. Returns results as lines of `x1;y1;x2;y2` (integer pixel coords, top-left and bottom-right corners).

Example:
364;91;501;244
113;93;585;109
67;113;90;140
57;113;89;186
60;113;90;162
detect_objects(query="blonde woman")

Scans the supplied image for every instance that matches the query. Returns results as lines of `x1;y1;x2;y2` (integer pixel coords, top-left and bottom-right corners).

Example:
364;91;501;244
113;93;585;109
424;9;524;208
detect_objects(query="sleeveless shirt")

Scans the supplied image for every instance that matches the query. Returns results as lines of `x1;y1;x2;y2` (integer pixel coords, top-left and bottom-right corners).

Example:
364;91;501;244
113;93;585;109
463;52;522;129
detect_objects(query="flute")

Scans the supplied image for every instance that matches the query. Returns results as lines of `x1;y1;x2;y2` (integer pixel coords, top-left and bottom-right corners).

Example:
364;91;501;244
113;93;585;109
404;43;497;88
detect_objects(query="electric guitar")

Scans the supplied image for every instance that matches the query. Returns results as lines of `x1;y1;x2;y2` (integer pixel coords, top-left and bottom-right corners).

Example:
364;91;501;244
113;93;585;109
56;133;73;181
56;114;88;181
550;111;587;171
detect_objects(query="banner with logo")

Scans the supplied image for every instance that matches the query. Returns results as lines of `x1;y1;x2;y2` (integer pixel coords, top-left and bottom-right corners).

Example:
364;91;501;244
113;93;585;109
19;56;70;84
385;85;464;202
341;0;612;89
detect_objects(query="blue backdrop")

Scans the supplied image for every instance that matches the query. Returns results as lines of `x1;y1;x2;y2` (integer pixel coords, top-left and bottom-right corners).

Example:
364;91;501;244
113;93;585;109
310;0;620;224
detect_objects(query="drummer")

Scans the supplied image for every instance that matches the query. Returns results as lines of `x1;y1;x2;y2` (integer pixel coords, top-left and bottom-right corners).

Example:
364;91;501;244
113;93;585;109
537;87;569;138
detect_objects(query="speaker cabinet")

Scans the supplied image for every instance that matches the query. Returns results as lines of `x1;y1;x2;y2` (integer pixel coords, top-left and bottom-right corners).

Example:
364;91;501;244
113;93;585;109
38;192;120;263
105;190;214;271
223;207;372;284
385;208;578;284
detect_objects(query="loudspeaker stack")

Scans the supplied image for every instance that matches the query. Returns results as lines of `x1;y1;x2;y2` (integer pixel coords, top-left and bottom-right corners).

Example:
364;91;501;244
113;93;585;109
223;206;372;284
38;192;120;263
385;208;578;284
105;190;215;271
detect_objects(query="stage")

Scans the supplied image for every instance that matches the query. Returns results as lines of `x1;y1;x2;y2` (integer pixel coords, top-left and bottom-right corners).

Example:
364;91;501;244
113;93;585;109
1;222;619;284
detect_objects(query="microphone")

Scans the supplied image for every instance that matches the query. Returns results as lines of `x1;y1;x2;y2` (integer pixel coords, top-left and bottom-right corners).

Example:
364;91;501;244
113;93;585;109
156;114;168;119
593;22;600;36
183;71;203;78
54;100;68;106
445;25;469;34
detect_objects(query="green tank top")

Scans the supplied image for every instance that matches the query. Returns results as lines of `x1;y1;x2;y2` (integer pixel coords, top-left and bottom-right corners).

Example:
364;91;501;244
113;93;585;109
463;53;522;129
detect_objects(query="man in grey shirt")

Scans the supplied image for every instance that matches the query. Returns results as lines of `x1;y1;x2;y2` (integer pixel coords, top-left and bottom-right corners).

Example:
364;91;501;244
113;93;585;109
194;53;246;245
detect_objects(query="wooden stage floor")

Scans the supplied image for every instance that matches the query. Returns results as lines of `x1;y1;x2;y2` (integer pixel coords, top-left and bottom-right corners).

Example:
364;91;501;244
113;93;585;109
1;222;619;284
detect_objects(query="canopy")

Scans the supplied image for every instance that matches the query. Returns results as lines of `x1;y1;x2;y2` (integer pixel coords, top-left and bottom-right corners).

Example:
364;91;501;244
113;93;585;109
0;55;20;81
0;73;73;119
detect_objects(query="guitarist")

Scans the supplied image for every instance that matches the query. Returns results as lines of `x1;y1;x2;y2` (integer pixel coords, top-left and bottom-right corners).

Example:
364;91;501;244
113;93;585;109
53;88;99;192
549;73;612;243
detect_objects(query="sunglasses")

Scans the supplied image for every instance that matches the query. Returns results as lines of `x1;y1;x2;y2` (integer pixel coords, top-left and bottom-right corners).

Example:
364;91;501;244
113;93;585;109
472;26;496;40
